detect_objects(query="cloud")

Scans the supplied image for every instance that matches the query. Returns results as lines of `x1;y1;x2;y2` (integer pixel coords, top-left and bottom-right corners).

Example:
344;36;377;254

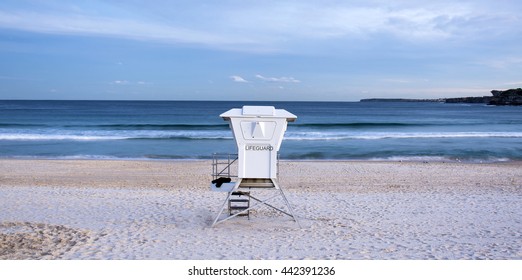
220;1;522;44
504;81;522;86
230;74;300;84
0;1;519;53
255;74;301;83
477;56;522;69
230;75;249;83
0;10;251;50
111;80;150;85
112;80;129;85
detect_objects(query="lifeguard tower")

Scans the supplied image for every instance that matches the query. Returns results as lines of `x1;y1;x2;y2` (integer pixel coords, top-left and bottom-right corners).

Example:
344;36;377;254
211;106;300;227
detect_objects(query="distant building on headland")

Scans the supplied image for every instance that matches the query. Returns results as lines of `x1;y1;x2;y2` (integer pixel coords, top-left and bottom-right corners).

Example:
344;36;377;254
360;88;522;106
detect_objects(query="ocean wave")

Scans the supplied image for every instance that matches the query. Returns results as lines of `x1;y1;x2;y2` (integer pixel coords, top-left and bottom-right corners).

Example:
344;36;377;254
0;123;50;128
1;131;521;141
291;121;522;128
0;123;229;130
293;122;429;128
362;156;513;163
65;123;230;130
0;132;233;141
0;134;126;141
283;153;517;162
3;121;520;130
285;131;522;140
2;153;517;162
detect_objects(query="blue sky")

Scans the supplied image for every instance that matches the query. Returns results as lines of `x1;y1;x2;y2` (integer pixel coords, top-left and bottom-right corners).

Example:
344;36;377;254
0;0;521;101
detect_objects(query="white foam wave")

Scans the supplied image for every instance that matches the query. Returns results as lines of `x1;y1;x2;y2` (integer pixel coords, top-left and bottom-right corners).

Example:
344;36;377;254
367;156;513;163
2;131;521;141
0;134;126;141
0;131;233;141
285;131;522;140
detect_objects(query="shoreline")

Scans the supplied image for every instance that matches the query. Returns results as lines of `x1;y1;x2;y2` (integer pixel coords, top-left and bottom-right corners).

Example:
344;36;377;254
1;159;521;259
1;156;521;164
2;158;522;188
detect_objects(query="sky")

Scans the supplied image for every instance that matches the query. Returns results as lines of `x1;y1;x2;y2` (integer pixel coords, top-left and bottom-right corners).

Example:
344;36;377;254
0;0;521;101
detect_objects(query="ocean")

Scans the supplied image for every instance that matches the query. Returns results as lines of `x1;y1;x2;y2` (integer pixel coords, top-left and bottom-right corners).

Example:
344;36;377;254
1;100;521;162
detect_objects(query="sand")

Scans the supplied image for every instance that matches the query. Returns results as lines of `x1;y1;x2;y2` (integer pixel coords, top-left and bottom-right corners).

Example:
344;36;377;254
0;159;521;259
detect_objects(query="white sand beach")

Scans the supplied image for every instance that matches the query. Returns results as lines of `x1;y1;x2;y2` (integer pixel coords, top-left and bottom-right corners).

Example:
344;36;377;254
0;159;521;259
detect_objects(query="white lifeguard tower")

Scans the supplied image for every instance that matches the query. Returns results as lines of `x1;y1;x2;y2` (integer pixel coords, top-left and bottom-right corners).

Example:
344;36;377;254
211;105;300;227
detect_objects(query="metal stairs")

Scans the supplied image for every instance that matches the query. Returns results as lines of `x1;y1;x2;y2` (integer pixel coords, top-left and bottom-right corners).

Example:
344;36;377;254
228;191;250;218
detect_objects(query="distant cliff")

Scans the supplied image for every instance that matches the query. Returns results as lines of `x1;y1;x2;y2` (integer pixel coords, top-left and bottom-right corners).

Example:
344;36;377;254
489;88;522;105
444;96;492;104
360;88;522;105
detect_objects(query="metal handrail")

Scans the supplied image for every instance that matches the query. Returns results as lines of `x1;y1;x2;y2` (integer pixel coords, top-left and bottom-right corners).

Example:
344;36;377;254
211;152;282;179
212;153;238;179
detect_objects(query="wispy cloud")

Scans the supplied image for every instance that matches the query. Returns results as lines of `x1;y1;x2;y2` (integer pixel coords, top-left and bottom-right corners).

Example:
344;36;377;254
230;75;249;83
111;80;129;85
111;80;150;85
477;56;522;69
504;81;522;86
219;1;522;44
0;10;253;50
0;1;519;53
255;74;301;83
